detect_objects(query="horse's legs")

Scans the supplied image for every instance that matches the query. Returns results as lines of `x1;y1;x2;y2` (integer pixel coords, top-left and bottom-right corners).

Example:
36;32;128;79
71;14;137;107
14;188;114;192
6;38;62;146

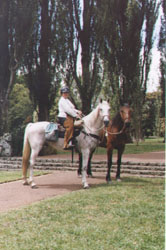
106;148;113;183
116;146;125;181
77;153;82;177
87;149;95;177
28;148;41;188
22;135;31;185
81;149;90;188
22;161;29;185
77;149;94;178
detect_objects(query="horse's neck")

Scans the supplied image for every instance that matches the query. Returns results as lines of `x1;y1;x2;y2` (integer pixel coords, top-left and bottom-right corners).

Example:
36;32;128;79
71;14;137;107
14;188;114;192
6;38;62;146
83;107;102;134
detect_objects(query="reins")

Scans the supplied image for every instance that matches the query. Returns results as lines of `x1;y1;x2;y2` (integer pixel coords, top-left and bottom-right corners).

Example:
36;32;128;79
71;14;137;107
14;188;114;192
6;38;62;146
104;121;126;136
80;112;108;139
83;122;106;133
81;123;105;140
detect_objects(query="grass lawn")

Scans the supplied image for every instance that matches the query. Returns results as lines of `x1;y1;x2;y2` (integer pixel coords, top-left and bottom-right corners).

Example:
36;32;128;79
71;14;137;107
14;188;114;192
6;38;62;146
94;137;165;155
0;171;51;184
0;177;164;250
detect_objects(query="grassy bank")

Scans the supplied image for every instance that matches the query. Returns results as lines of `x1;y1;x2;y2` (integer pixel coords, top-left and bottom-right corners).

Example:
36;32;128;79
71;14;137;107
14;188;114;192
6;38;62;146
0;177;164;250
94;137;165;155
0;171;51;184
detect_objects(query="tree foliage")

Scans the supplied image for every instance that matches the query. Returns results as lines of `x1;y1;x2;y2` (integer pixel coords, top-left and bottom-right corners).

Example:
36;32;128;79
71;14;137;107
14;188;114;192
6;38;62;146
158;0;166;119
8;82;33;155
60;0;105;114
0;0;37;134
142;92;161;137
23;0;76;120
0;0;162;146
98;0;159;140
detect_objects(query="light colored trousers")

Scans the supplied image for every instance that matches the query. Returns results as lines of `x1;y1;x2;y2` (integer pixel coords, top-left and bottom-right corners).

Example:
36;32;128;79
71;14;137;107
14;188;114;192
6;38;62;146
63;115;74;148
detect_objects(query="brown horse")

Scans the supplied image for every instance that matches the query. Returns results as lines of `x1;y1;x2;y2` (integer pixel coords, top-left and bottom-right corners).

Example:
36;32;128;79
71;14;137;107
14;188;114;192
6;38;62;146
104;103;133;182
77;103;133;182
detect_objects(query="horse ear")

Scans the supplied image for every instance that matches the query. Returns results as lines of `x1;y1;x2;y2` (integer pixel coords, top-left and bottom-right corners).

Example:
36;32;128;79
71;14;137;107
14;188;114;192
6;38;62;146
107;98;110;103
100;98;103;103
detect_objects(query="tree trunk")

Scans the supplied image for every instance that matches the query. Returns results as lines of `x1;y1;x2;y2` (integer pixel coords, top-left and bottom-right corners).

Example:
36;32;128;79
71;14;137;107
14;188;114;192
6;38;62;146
37;0;50;121
0;0;10;134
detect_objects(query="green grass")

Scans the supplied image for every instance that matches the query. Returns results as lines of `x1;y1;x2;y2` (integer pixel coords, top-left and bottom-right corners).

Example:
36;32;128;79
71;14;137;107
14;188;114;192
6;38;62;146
41;137;165;156
0;171;51;184
0;177;164;250
94;137;165;155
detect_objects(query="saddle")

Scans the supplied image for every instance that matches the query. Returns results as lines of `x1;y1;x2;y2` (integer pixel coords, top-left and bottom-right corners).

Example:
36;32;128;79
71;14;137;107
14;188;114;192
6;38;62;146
45;121;83;142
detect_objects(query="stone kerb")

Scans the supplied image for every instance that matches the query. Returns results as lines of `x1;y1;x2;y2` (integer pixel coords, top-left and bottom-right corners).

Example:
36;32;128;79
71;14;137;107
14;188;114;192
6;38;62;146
0;157;164;178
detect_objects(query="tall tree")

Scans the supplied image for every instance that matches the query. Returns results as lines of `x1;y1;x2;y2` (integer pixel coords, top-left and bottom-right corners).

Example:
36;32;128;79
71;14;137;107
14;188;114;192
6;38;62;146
0;0;36;134
62;0;105;114
98;0;159;140
158;0;166;119
0;1;10;134
23;0;71;120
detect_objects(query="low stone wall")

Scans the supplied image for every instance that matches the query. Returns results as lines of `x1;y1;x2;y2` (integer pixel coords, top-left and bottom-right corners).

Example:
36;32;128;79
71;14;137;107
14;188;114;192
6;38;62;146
0;157;164;178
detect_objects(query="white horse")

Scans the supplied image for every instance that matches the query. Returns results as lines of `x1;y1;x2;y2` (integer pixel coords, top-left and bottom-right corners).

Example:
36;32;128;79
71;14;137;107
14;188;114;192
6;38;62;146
22;100;110;189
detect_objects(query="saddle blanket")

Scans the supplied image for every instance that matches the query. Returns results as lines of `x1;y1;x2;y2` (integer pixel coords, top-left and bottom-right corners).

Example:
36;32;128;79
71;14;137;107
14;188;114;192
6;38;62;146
45;122;59;141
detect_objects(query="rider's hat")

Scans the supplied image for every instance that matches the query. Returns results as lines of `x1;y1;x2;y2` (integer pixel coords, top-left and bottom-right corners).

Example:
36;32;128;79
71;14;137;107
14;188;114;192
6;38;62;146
61;86;69;94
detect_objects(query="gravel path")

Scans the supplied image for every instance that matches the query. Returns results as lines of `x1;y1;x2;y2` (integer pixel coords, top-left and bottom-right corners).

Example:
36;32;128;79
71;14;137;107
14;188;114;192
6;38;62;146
0;151;164;213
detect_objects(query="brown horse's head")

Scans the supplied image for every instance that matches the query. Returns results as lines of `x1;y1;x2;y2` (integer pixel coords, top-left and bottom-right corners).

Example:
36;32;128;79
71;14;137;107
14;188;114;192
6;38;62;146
119;103;132;128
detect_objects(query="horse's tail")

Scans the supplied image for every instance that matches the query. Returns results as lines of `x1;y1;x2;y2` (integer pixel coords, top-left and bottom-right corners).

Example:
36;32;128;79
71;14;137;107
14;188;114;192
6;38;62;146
22;124;31;180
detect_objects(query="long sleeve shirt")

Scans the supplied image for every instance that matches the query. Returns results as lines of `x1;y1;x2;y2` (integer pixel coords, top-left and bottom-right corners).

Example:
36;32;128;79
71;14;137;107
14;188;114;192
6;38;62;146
58;96;78;118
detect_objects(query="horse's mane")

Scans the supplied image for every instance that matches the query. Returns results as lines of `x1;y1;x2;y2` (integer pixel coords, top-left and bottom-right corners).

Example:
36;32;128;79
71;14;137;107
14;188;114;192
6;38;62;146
83;105;99;126
83;101;109;129
111;111;123;127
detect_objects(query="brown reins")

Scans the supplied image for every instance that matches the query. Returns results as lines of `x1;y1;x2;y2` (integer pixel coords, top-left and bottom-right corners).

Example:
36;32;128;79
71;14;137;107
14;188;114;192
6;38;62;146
104;120;127;136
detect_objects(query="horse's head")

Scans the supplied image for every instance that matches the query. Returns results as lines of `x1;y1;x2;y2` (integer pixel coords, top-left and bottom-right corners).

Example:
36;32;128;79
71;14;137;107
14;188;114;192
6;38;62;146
98;99;110;127
119;103;132;128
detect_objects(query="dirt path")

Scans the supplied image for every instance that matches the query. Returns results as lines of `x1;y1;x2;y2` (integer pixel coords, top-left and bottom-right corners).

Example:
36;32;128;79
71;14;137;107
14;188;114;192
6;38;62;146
0;151;164;213
0;171;106;213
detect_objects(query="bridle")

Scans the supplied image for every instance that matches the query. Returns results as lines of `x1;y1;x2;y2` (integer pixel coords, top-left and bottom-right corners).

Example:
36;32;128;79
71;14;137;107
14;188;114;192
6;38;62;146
104;123;126;136
104;116;130;136
81;112;110;140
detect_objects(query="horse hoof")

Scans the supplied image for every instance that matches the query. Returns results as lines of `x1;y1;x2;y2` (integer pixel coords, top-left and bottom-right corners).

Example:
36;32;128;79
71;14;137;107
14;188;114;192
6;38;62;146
22;180;29;185
31;183;37;188
116;178;121;182
106;177;111;183
83;184;89;189
87;174;93;178
78;174;82;178
107;180;111;184
23;181;28;185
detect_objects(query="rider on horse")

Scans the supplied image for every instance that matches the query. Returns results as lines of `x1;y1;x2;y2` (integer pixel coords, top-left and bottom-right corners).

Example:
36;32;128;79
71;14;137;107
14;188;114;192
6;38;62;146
58;86;82;150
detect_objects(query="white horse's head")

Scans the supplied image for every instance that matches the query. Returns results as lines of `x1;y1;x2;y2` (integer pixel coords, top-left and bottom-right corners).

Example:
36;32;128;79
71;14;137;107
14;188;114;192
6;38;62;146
98;99;110;127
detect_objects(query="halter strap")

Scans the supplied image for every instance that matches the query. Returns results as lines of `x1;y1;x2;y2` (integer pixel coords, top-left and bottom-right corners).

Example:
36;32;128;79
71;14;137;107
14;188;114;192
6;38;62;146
81;130;100;140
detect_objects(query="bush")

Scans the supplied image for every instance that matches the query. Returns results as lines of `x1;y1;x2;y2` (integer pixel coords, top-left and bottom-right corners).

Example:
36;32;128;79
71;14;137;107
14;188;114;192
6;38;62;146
8;83;34;156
